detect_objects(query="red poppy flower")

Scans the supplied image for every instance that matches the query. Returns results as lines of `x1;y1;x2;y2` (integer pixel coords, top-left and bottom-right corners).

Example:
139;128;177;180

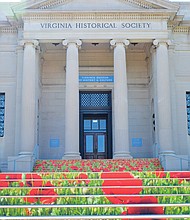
70;166;79;171
75;173;90;185
0;173;22;189
19;173;43;187
121;196;166;220
154;171;166;178
92;168;101;172
119;167;126;171
170;172;190;179
101;172;143;204
0;179;9;189
101;172;134;179
24;181;58;204
170;172;190;184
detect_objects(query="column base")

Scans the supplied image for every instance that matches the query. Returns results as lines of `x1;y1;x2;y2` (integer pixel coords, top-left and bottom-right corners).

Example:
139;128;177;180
62;152;81;160
159;151;178;171
159;150;175;156
8;151;34;172
113;151;132;159
19;151;33;156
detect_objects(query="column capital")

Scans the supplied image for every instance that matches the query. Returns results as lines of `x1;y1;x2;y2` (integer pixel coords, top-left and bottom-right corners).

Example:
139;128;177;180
19;40;39;48
152;39;172;48
110;39;130;49
62;39;82;48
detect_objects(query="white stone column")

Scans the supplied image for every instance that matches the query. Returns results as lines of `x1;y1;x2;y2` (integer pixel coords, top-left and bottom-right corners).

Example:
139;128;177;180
153;40;175;155
14;45;24;155
20;40;39;154
62;39;82;159
110;39;131;158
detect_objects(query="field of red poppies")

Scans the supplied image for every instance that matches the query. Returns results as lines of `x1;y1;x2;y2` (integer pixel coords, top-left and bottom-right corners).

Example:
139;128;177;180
0;170;190;217
33;158;164;172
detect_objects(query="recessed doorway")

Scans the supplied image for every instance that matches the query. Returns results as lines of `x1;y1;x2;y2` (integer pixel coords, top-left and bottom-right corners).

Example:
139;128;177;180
79;91;112;159
83;116;107;159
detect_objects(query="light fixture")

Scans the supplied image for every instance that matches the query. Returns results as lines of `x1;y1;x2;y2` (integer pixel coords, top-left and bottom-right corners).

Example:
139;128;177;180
131;43;138;46
92;43;99;46
52;43;60;46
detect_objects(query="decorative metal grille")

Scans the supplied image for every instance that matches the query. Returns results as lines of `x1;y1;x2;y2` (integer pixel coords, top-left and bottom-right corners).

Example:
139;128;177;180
186;92;190;135
80;92;111;108
0;93;5;137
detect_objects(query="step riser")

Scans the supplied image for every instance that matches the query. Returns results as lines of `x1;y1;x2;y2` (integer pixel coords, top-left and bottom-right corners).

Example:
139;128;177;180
0;159;189;218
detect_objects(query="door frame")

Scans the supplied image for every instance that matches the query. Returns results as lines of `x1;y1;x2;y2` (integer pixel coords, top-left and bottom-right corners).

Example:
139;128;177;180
84;132;107;159
80;111;112;159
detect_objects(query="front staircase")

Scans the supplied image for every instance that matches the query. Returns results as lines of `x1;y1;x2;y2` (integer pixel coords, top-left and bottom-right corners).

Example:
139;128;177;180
0;159;190;219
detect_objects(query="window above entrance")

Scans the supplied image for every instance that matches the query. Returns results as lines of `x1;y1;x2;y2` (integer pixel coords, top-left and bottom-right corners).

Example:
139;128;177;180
80;92;111;110
84;119;106;132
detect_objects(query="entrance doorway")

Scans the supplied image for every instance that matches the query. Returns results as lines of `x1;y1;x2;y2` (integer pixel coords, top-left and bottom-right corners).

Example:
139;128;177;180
84;116;107;159
79;91;112;159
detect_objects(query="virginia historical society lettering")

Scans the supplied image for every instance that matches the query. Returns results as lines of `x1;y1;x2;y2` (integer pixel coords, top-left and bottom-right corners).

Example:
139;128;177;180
40;22;151;29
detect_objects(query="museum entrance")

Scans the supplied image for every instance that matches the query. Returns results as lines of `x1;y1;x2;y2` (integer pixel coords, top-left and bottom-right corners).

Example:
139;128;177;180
83;116;107;159
79;91;112;159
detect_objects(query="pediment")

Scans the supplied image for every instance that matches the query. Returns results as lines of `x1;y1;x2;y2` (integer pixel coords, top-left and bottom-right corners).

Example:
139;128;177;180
13;0;179;12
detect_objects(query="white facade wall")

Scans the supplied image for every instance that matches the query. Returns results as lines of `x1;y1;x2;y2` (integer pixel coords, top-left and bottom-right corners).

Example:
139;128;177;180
0;31;17;168
127;52;152;158
40;51;66;159
0;0;190;170
170;34;190;155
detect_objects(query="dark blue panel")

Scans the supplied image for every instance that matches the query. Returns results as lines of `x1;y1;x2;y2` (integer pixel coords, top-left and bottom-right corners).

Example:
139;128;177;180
186;92;190;135
49;139;60;148
132;138;143;147
0;93;5;137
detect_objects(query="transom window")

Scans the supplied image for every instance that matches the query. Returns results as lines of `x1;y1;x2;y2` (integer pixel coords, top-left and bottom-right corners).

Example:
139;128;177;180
80;92;111;109
84;119;106;132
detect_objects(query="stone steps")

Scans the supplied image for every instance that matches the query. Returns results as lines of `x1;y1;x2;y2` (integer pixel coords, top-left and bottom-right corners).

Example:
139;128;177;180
0;170;190;219
1;215;190;220
33;158;163;172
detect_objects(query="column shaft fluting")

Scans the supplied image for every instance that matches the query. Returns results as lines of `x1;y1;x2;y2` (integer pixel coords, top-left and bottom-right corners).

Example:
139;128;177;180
111;40;131;158
20;41;38;153
63;40;81;159
15;46;24;155
154;41;174;154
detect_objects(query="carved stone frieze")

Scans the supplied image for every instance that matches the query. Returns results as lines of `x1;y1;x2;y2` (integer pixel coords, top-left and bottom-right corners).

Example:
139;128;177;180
22;12;171;22
173;26;190;33
0;27;18;33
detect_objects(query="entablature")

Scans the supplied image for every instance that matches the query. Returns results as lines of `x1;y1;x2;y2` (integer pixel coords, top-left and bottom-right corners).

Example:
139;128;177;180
21;11;172;21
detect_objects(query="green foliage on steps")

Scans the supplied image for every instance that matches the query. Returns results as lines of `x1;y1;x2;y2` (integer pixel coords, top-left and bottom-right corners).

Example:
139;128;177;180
0;171;190;217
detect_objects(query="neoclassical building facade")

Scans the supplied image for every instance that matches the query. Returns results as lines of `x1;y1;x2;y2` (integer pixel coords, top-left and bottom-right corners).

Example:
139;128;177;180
0;0;190;171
